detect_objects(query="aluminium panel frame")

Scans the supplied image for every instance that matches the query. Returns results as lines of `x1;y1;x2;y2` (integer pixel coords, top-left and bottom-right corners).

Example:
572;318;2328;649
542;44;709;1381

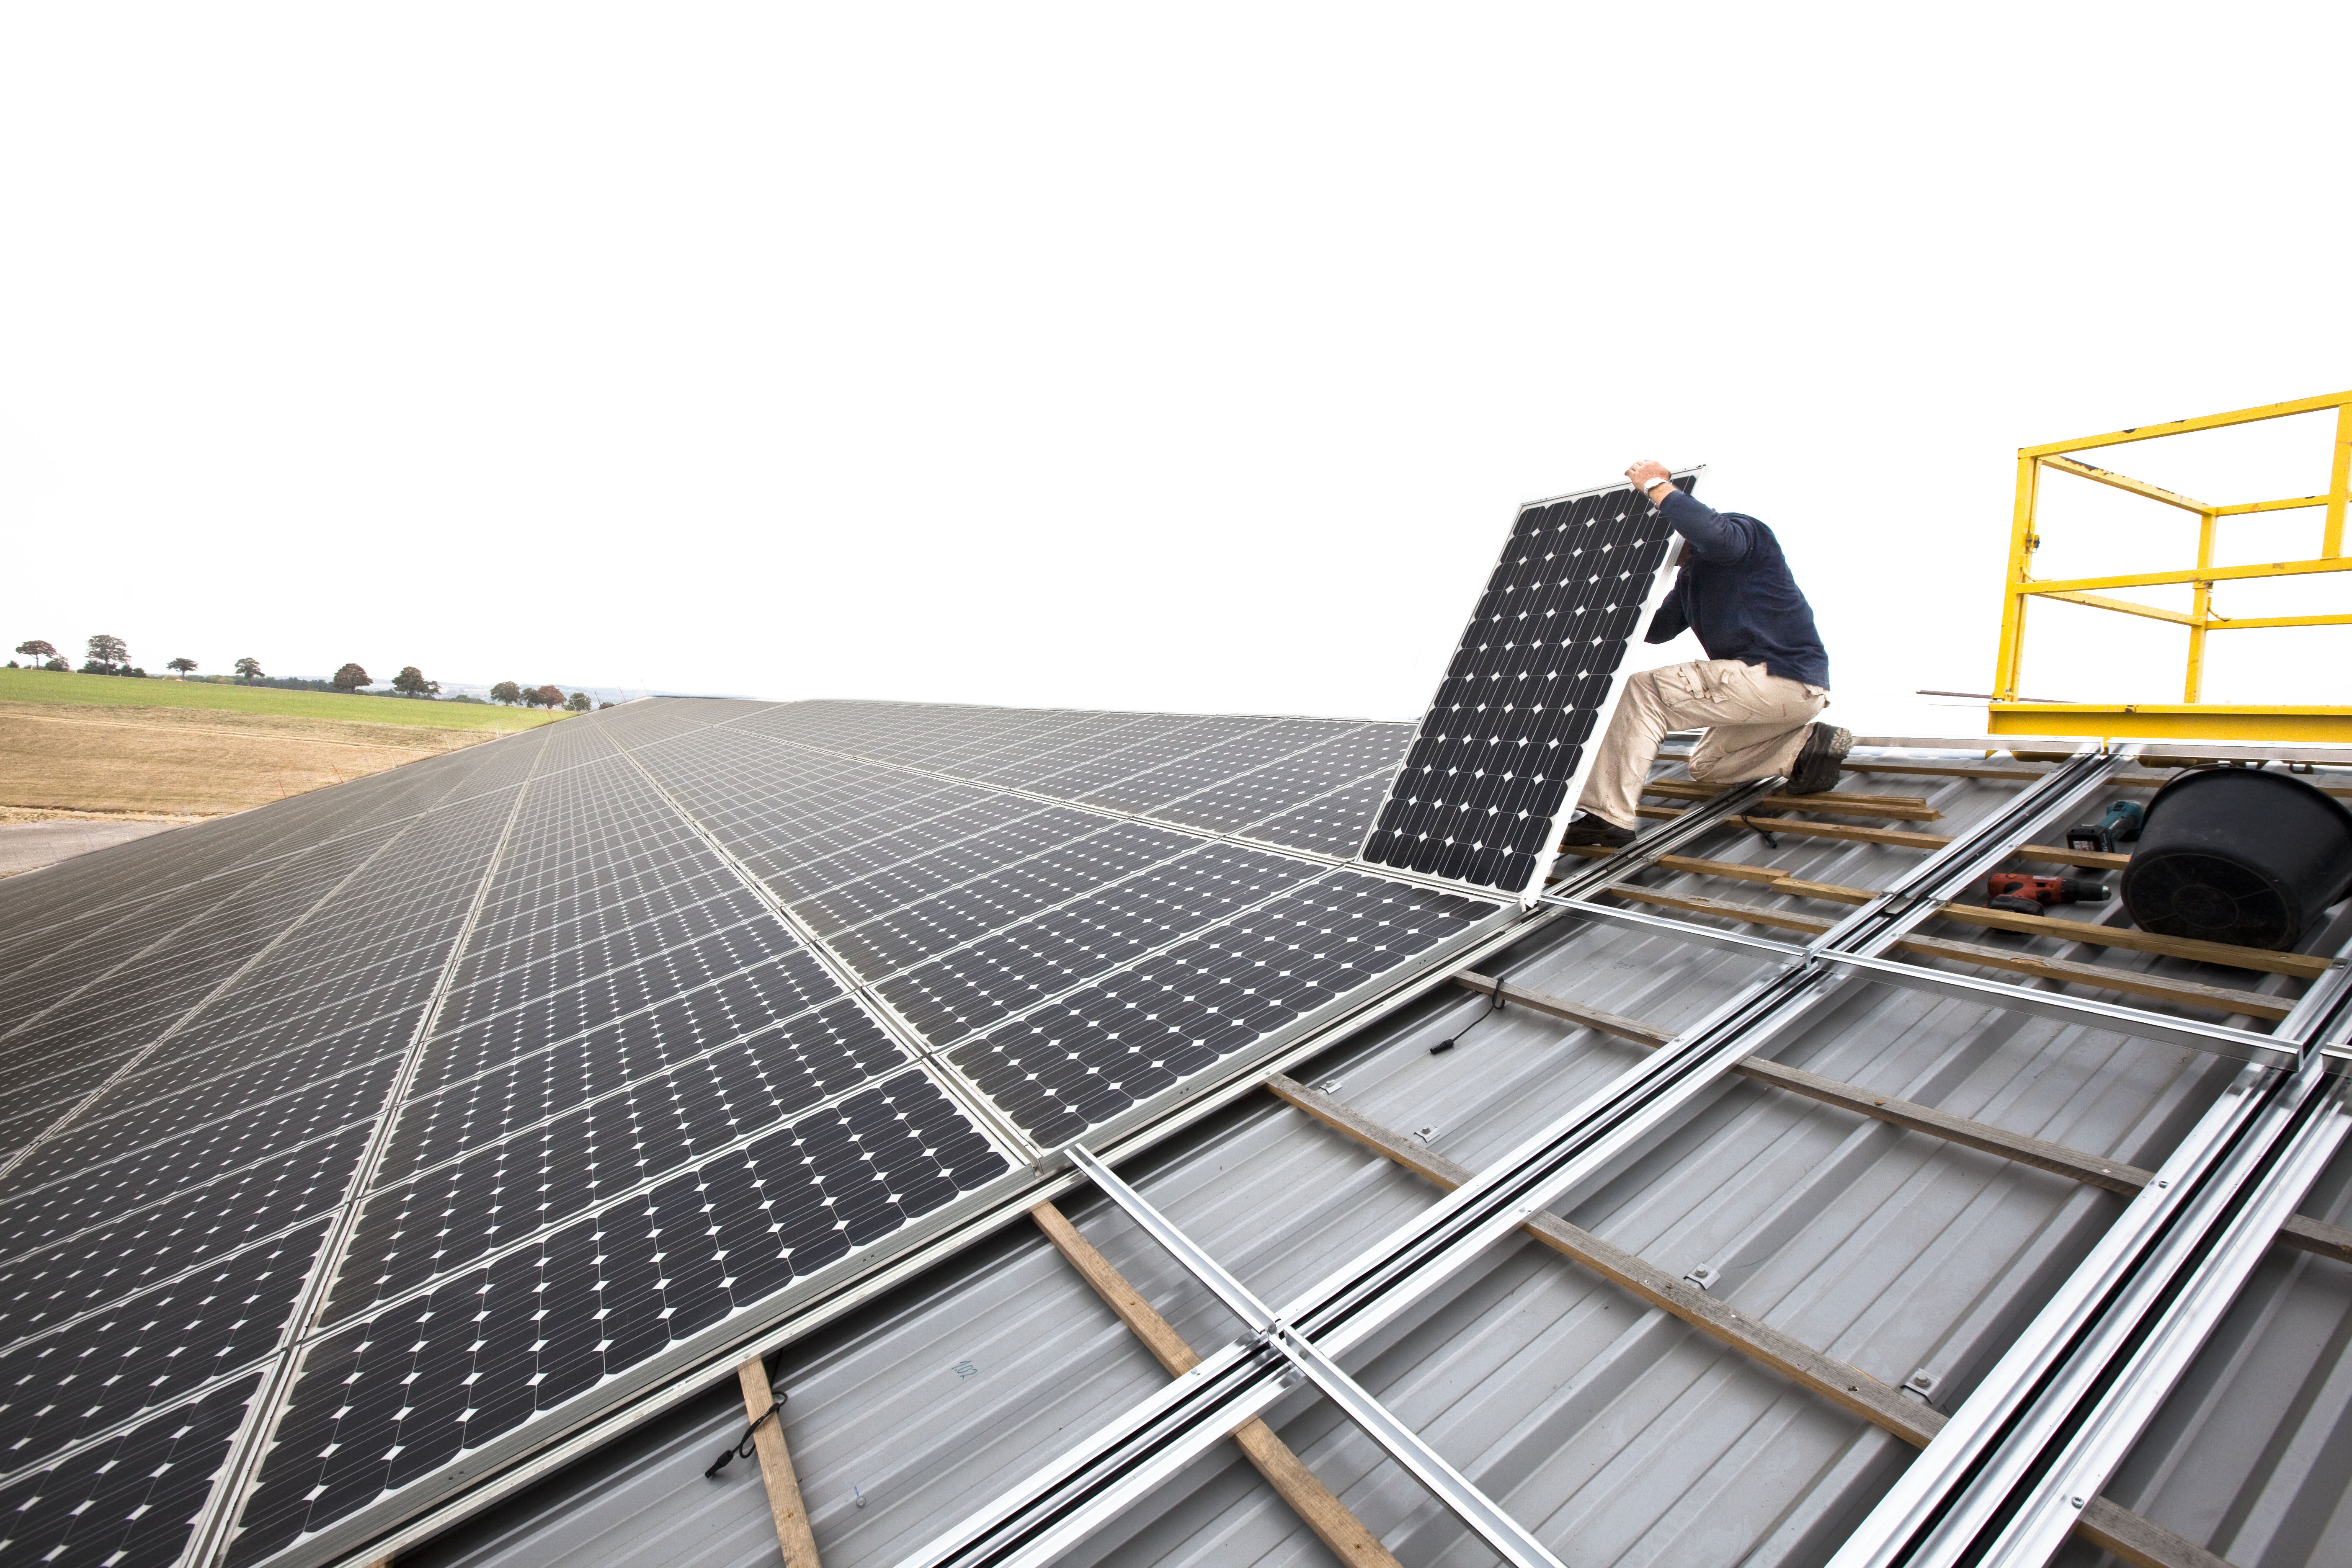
1356;469;1703;908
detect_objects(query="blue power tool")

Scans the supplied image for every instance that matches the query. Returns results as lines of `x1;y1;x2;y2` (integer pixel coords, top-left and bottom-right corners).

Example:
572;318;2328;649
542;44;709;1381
2066;799;2145;854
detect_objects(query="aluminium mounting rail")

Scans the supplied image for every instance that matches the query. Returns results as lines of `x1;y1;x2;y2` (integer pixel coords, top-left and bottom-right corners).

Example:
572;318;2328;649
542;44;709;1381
895;750;2130;1566
1822;949;2352;1568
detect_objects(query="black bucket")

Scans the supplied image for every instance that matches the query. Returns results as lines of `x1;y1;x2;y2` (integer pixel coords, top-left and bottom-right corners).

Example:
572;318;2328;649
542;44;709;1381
2121;769;2352;951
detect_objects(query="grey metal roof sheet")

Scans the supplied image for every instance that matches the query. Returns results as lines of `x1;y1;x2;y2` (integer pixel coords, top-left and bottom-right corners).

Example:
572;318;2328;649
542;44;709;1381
2092;1152;2352;1566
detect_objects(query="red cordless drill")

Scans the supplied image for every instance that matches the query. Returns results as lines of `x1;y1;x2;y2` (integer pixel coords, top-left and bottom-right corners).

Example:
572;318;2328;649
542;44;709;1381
1984;871;2111;917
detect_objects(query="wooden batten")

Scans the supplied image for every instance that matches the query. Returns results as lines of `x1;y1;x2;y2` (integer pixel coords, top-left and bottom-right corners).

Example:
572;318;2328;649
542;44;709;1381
736;1356;821;1568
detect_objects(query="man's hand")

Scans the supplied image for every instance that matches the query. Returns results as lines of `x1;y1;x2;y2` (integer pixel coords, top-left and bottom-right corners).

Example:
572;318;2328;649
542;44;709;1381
1625;459;1673;497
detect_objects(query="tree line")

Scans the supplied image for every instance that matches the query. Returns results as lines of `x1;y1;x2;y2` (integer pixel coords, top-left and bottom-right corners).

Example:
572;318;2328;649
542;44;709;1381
11;635;603;712
490;682;592;711
10;633;162;677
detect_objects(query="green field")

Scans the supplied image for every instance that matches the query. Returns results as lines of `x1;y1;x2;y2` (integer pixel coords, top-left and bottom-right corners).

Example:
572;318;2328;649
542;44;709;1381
0;668;564;732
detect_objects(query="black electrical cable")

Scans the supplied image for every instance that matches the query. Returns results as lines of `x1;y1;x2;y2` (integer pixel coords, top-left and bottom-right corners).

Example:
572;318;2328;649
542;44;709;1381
704;1388;787;1478
1428;984;1506;1055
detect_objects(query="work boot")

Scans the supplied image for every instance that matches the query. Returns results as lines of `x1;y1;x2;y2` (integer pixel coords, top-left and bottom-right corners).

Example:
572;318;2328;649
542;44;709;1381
1784;723;1852;795
1560;814;1637;849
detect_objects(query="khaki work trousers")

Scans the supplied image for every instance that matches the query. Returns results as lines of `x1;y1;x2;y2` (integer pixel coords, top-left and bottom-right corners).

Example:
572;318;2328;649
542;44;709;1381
1576;658;1828;829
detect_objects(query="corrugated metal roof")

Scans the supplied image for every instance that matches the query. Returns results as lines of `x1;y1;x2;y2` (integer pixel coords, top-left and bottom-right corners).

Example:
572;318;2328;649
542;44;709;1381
400;744;2352;1568
2092;1148;2352;1566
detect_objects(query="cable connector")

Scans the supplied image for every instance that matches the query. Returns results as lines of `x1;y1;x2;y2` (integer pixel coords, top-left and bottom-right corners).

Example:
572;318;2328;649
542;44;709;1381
1430;984;1506;1054
705;1388;787;1478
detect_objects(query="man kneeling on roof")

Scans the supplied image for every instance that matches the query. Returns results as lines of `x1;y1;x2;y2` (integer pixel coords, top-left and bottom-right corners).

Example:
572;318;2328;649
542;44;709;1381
1560;459;1849;850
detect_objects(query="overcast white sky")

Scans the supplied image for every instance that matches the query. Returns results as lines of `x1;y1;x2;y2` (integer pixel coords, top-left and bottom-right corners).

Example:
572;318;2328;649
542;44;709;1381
4;6;2348;731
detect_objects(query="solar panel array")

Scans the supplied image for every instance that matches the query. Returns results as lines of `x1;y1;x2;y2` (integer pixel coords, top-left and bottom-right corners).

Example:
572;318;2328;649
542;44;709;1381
1362;474;1694;896
0;696;1508;1568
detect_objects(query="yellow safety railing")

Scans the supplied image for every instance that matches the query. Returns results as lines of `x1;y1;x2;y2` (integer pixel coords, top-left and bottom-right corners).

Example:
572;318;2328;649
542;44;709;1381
1991;389;2352;743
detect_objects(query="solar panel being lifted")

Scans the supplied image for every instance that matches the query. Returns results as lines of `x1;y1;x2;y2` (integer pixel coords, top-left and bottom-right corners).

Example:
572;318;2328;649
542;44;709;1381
0;697;1509;1568
1360;472;1697;898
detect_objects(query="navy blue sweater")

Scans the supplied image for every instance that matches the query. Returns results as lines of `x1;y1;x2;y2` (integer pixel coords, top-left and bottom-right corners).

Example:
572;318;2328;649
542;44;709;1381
1646;490;1831;690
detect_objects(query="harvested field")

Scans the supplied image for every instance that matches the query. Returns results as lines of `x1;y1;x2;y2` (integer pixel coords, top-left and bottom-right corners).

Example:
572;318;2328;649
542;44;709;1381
0;667;562;730
0;700;500;818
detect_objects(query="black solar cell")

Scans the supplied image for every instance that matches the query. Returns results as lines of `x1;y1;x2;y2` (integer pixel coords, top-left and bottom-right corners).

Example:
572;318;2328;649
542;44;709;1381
756;798;1038;905
413;937;841;1097
0;832;388;1104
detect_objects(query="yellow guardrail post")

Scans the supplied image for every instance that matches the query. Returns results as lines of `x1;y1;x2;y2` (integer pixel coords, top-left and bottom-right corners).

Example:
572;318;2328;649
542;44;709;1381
2327;401;2351;558
2184;509;2215;704
1993;456;2039;702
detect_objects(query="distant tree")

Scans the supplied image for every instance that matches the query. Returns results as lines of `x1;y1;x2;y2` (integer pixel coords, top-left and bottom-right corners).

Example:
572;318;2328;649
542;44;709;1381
166;657;197;675
85;634;129;672
489;680;523;706
15;640;57;667
233;656;263;682
332;662;370;691
42;658;67;671
598;701;615;709
565;691;590;712
535;684;565;709
390;665;440;699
